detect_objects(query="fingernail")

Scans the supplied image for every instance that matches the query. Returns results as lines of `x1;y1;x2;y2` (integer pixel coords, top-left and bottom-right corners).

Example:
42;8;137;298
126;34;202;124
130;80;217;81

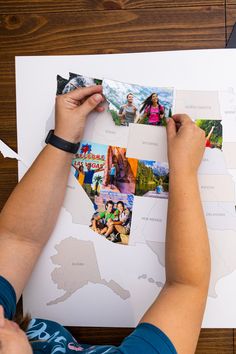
94;94;103;102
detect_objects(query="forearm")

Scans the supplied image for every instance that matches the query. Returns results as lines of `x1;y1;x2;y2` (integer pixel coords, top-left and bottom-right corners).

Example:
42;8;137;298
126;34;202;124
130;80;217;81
165;171;210;289
0;144;72;245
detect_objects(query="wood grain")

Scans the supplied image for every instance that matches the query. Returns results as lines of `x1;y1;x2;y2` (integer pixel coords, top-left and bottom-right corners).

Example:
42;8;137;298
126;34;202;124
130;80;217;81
0;156;18;211
196;329;233;354
1;1;235;353
234;328;236;353
65;326;133;346
0;0;225;14
227;0;236;5
0;7;225;59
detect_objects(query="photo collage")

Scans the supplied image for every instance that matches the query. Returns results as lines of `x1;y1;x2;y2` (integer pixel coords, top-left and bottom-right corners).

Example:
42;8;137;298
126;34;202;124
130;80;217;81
71;141;169;245
57;73;223;245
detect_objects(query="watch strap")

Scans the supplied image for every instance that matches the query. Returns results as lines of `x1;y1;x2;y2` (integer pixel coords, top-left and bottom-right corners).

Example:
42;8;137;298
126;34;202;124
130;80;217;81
45;130;80;154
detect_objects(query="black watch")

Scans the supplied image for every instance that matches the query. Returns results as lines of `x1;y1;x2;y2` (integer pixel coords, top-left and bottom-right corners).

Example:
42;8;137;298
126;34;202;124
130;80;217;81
45;130;80;154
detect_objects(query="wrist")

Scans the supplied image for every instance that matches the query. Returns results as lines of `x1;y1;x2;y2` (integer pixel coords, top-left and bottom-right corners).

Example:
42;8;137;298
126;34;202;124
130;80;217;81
54;129;80;144
169;168;198;181
45;143;74;158
45;130;80;154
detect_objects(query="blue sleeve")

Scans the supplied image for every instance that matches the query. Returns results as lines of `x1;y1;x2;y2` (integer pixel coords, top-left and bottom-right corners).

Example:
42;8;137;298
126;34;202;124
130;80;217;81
118;323;177;354
0;275;17;320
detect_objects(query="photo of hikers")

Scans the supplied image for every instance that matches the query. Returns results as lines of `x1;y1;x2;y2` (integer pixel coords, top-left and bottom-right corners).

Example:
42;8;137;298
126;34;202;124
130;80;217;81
135;160;169;199
90;191;134;244
56;72;102;95
101;145;138;195
102;78;174;127
72;141;108;203
195;119;222;150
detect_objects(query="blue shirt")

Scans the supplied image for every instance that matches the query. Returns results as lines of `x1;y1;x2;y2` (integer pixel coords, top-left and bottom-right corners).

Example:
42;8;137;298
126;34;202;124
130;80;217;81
84;170;95;184
0;275;177;353
110;166;116;176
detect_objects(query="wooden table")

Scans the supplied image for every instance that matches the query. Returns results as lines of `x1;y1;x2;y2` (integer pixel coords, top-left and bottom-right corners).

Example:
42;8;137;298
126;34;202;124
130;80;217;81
0;1;235;352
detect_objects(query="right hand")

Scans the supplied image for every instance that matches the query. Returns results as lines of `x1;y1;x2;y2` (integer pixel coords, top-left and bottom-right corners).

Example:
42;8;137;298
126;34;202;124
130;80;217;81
54;85;104;144
166;114;205;175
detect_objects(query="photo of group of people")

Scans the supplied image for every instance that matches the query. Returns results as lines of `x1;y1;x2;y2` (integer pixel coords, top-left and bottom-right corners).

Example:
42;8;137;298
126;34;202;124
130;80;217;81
102;78;174;127
136;160;169;199
72;142;107;203
72;140;170;244
195;119;222;150
91;191;134;244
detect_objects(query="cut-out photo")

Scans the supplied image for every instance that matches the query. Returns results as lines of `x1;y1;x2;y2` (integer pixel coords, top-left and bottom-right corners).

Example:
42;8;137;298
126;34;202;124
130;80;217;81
56;72;102;95
135;160;169;199
90;191;134;245
101;146;138;195
195;120;222;150
103;78;174;127
72;141;108;203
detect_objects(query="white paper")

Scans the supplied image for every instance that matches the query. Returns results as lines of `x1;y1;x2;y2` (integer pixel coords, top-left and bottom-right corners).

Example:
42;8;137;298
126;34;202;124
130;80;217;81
15;49;236;328
0;139;23;161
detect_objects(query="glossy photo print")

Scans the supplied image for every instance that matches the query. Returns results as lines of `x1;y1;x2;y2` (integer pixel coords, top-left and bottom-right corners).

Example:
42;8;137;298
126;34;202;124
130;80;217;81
56;72;102;95
72;141;108;204
101;145;138;195
135;160;169;199
103;78;174;127
195;119;223;150
90;191;134;245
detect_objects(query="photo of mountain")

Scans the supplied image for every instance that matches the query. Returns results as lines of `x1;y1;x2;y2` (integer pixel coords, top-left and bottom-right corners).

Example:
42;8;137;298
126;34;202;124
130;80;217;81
135;160;169;198
103;78;174;126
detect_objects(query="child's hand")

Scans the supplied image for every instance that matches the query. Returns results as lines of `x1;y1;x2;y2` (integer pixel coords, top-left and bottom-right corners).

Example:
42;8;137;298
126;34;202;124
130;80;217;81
54;85;104;143
166;114;205;175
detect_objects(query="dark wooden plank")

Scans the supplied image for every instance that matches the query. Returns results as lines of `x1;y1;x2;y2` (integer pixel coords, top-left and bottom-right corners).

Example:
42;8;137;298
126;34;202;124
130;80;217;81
65;326;133;346
0;155;18;211
234;328;236;353
196;329;234;354
0;102;17;146
0;7;225;60
0;61;16;102
0;0;224;14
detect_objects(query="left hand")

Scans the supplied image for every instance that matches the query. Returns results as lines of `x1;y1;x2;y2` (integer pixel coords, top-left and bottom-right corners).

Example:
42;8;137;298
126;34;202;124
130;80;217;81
54;85;104;143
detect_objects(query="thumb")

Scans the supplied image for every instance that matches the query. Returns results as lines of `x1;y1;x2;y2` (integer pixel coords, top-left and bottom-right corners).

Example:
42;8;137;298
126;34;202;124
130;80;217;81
79;93;103;116
166;118;176;143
